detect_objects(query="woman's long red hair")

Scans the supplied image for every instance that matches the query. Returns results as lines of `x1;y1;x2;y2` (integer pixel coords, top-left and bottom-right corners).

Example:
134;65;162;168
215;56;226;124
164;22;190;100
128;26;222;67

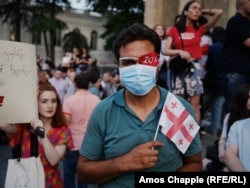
38;79;67;128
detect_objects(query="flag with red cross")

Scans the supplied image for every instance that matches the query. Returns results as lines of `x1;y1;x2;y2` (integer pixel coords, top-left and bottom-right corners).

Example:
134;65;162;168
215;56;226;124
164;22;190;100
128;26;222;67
158;92;200;154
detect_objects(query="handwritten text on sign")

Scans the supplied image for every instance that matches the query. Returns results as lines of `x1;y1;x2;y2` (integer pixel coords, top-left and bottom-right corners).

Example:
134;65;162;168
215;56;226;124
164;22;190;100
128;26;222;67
0;40;38;124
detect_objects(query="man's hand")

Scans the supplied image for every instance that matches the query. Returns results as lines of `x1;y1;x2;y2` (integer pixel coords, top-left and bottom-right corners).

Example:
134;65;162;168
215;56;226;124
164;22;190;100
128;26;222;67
119;141;163;172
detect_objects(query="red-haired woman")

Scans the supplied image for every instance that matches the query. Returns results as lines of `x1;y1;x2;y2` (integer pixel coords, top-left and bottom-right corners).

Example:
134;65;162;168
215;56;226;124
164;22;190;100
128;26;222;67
0;79;73;188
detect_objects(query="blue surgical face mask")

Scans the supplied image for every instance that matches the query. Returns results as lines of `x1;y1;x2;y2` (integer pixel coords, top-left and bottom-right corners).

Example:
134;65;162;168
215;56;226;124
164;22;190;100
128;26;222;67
119;64;157;96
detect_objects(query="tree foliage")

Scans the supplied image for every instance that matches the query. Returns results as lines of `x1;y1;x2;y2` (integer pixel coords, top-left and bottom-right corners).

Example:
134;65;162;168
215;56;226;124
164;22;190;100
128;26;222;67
89;0;145;50
30;0;70;62
0;0;33;41
0;0;70;62
62;28;88;52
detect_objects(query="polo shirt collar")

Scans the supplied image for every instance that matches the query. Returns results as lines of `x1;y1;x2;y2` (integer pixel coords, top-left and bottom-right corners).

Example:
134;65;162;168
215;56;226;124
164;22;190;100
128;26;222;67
113;87;168;110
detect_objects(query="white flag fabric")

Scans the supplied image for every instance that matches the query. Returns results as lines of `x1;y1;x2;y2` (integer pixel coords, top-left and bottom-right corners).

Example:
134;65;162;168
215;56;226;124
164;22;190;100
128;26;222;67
158;92;200;154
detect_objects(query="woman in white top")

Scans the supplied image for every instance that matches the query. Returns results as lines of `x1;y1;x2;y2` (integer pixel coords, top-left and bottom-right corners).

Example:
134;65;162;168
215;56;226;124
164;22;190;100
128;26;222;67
153;24;169;89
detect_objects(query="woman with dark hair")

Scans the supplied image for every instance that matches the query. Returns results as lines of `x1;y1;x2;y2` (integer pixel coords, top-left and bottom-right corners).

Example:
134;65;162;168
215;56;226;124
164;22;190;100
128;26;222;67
223;83;250;171
226;84;250;134
70;46;81;69
203;84;250;171
163;0;223;124
0;79;73;188
76;47;93;74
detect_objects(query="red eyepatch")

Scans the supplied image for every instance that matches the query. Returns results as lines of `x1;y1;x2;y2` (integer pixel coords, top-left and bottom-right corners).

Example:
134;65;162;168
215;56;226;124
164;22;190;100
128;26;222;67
137;52;160;67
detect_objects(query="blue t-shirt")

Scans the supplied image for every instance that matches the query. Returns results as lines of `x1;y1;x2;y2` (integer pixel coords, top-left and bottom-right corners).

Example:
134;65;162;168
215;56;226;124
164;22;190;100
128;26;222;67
226;118;250;171
79;87;202;188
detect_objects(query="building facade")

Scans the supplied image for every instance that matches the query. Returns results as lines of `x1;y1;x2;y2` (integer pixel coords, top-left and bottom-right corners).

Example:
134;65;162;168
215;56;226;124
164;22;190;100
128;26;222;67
0;1;237;70
144;0;236;30
56;9;117;67
0;8;117;70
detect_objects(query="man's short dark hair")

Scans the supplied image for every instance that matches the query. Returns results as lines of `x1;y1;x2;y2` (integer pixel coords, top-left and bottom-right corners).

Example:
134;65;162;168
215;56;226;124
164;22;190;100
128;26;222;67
210;26;226;43
113;22;161;61
74;72;90;90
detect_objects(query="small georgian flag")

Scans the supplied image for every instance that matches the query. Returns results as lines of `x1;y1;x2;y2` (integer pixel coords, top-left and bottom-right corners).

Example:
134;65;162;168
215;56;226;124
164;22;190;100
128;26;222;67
156;92;200;154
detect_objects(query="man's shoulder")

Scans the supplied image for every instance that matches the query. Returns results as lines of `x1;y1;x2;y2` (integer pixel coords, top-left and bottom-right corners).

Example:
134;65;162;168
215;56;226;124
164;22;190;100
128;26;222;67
87;92;101;103
63;94;74;103
227;12;245;24
61;78;68;83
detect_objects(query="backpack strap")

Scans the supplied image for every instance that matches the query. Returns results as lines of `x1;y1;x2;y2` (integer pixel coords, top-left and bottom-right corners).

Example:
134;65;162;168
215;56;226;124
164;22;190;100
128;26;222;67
12;125;39;160
30;129;39;157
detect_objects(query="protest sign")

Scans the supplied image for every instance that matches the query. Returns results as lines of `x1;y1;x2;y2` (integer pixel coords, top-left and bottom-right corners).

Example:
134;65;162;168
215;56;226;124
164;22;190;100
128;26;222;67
0;40;38;124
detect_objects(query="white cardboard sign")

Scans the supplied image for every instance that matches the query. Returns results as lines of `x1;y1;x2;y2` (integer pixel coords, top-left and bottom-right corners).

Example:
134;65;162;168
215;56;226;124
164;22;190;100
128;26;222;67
0;40;38;124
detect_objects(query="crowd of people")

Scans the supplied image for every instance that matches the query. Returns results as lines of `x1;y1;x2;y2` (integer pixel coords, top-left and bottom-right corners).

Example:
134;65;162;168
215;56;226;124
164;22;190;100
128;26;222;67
154;0;250;173
1;0;250;187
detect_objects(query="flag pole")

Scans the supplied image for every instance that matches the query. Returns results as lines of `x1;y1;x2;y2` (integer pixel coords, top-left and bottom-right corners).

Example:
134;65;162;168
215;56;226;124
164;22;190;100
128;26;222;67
153;124;160;141
152;123;161;150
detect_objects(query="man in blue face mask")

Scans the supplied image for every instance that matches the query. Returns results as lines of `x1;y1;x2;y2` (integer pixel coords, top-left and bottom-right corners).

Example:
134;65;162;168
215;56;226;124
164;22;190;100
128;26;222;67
77;22;203;187
119;52;160;96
